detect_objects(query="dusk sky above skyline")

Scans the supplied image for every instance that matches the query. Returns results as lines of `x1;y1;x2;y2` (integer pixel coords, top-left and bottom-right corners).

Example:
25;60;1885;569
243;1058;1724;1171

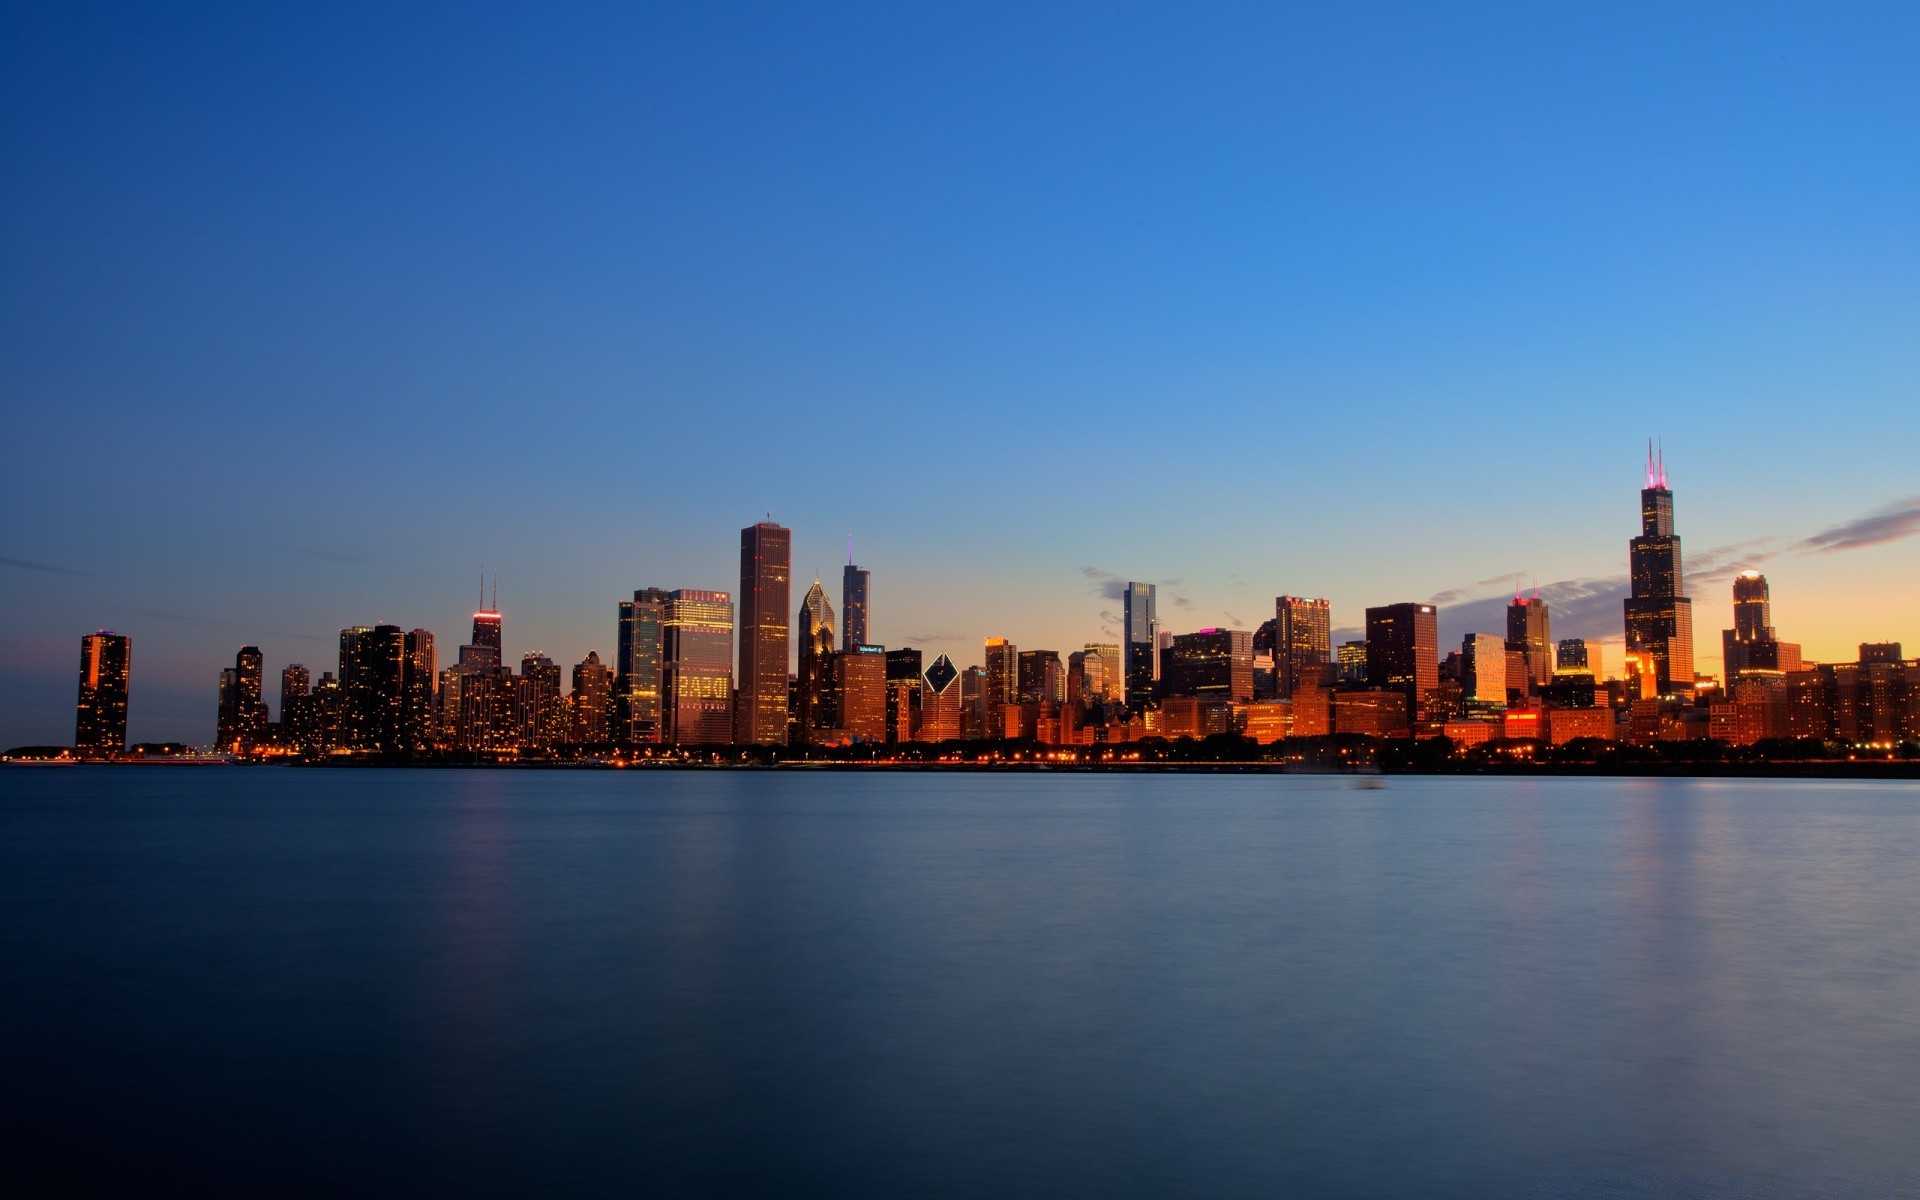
4;3;1919;745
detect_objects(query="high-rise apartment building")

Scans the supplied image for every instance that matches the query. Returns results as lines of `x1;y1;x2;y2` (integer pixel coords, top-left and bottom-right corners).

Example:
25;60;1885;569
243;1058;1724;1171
736;522;791;745
402;630;436;753
1274;596;1332;698
518;653;564;747
1365;603;1439;723
1623;446;1696;694
796;579;836;742
1505;592;1552;690
842;557;871;651
279;664;310;743
617;587;670;743
1123;582;1158;713
75;631;130;758
918;654;963;742
1160;629;1254;702
216;645;266;751
664;589;734;745
571;650;613;744
340;624;407;753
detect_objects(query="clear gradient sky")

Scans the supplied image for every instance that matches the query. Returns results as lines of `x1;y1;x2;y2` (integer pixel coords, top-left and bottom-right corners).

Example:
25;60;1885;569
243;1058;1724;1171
4;3;1918;745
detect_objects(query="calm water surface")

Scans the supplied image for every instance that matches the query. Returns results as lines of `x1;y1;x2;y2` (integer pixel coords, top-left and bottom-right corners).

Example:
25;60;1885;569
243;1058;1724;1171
3;769;1918;1197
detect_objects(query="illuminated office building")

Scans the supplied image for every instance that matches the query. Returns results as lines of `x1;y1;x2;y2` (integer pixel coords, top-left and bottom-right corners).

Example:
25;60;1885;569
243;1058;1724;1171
1160;629;1254;702
1274;596;1332;698
842;556;870;651
1366;603;1439;723
984;638;1018;736
518;653;563;747
664;589;734;744
1622;445;1696;694
1556;638;1596;676
617;587;669;743
1080;643;1119;702
918;654;963;742
960;665;987;739
75;631;130;758
796;579;837;742
736;522;792;745
1461;632;1508;717
1505;591;1552;690
835;644;887;742
1337;641;1368;684
1123;582;1158;713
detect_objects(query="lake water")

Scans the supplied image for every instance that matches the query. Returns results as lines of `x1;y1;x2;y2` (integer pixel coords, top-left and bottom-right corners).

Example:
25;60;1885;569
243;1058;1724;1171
3;769;1918;1197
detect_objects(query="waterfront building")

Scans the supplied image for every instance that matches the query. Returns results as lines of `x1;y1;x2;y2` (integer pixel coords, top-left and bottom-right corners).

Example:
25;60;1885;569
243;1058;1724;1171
1274;596;1332;698
664;589;734;745
1080;643;1120;702
842;558;870;651
796;579;836;742
1365;603;1438;723
216;645;266;751
401;630;436;753
75;631;130;758
1623;445;1696;694
1506;591;1553;690
1123;582;1158;713
279;664;310;745
518;653;564;747
339;624;406;753
1333;689;1411;739
736;522;792;745
1160;629;1254;702
617;588;669;743
960;665;987;739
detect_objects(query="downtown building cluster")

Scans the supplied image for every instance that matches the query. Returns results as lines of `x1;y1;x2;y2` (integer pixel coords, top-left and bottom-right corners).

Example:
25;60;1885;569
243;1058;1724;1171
61;454;1920;760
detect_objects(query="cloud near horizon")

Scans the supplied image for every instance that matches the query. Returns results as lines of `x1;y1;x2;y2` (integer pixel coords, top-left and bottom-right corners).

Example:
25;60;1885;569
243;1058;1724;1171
1794;494;1920;555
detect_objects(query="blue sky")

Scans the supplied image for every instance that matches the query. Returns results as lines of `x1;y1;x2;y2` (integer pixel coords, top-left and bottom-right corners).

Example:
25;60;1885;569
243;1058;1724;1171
4;3;1919;744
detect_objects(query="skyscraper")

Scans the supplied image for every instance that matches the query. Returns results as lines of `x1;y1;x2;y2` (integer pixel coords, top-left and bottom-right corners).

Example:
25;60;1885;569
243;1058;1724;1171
1623;444;1696;694
842;553;870;651
571;650;613;744
796;578;836;742
983;637;1018;736
75;631;130;758
664;589;734;744
1461;632;1508;717
917;653;963;742
519;652;564;747
1365;603;1439;724
216;645;266;751
1505;591;1552;690
402;629;436;753
1017;650;1064;704
1556;638;1597;677
339;624;406;753
279;664;310;744
885;647;922;743
1721;570;1801;678
1274;596;1332;698
736;522;792;745
617;587;670;743
1160;629;1254;702
835;645;887;742
1123;582;1158;714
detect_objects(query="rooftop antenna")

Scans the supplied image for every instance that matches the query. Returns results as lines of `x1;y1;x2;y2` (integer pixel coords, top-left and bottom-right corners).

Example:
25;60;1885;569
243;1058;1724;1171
1657;439;1667;488
491;570;497;612
479;564;486;611
848;534;854;566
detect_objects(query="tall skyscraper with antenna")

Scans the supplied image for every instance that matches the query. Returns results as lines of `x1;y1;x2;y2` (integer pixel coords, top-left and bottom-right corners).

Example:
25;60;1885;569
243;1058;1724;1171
842;539;871;651
1623;442;1695;694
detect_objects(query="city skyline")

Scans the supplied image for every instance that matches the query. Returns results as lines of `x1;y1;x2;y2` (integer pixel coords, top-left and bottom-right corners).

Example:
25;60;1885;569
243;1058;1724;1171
15;455;1920;750
5;7;1920;744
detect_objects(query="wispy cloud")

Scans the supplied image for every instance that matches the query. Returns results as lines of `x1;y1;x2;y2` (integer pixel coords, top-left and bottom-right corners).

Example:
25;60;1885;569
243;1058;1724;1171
1;556;92;577
1430;572;1523;607
1079;568;1190;611
121;609;330;643
1794;494;1920;555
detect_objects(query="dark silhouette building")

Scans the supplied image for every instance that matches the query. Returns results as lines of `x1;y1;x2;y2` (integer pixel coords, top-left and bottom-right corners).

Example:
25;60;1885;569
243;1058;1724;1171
1160;629;1254;702
339;625;407;753
795;578;836;742
1123;582;1158;714
885;647;922;743
1505;591;1552;690
617;587;670;743
216;645;267;751
842;555;870;651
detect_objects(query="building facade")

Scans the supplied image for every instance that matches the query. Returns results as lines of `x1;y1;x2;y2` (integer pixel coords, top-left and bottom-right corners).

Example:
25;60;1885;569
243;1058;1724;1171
736;522;792;745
